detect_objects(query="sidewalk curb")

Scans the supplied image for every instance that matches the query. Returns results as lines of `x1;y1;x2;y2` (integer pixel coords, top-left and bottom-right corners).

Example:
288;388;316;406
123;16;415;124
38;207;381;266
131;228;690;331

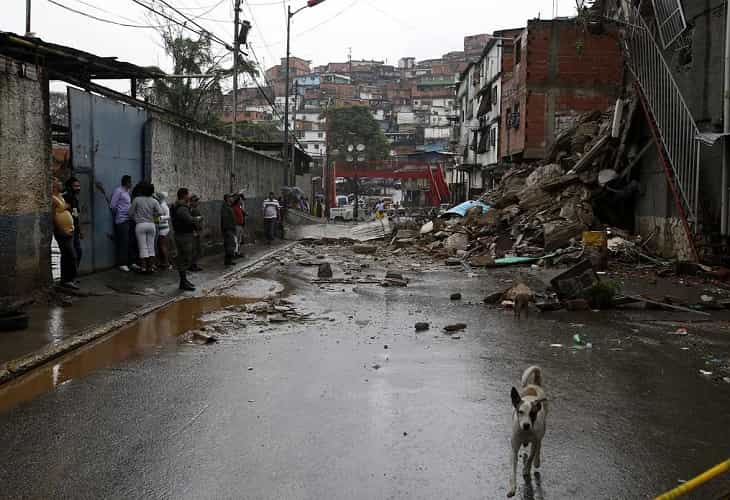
0;242;297;387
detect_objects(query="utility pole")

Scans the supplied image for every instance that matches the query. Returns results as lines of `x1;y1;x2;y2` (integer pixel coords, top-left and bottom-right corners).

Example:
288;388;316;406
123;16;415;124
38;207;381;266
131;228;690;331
231;0;241;193
348;47;352;82
283;5;293;187
283;0;327;187
25;0;31;35
291;80;299;186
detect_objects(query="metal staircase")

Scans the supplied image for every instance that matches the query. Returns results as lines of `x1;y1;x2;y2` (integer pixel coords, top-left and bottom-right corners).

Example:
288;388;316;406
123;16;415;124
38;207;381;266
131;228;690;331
618;3;701;258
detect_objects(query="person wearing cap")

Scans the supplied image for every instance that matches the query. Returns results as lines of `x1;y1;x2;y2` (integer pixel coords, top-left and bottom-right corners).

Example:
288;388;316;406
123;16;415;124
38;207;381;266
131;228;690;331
232;191;246;258
154;191;172;269
189;194;204;272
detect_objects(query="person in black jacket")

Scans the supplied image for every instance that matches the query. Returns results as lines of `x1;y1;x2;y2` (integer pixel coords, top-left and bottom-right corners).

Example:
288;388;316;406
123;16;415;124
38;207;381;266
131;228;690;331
63;177;83;269
171;188;196;291
221;194;237;266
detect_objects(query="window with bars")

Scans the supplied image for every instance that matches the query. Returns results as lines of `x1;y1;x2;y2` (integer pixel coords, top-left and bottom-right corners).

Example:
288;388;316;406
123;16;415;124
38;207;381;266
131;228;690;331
651;0;687;49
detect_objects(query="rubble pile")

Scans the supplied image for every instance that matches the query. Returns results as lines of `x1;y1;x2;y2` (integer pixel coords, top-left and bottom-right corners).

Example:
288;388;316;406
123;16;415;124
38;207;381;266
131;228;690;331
416;107;641;266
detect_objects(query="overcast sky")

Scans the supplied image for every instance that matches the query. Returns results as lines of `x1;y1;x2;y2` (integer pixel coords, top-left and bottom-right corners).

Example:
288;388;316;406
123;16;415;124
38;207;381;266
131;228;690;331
2;0;578;91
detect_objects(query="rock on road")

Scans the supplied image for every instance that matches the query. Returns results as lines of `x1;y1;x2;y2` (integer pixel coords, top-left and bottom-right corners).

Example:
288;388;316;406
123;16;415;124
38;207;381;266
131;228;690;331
0;243;729;499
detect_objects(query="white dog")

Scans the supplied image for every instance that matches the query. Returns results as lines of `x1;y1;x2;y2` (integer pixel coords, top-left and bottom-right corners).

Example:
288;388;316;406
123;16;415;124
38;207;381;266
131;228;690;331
507;366;547;497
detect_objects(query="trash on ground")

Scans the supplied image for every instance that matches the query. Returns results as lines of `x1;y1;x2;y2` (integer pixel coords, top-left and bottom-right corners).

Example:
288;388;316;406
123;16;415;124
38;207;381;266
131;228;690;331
444;323;466;332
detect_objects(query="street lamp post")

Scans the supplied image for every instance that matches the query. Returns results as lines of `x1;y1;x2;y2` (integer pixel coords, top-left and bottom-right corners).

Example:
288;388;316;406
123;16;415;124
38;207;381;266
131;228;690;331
283;0;326;186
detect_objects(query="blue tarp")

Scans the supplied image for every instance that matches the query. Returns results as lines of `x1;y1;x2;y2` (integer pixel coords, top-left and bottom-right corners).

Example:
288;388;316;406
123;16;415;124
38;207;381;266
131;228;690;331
444;200;491;217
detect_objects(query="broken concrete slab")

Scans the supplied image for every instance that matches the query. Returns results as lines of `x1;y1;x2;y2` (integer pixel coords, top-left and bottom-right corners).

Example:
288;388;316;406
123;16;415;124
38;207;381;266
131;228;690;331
469;254;496;267
550;260;599;301
543;220;587;252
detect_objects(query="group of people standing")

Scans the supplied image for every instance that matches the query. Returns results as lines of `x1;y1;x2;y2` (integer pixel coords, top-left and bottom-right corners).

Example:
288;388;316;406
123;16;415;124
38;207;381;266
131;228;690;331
52;174;286;293
109;177;218;291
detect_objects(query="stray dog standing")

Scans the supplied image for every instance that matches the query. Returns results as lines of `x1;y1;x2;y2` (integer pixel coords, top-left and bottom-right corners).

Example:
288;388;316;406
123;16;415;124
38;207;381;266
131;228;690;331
507;366;547;497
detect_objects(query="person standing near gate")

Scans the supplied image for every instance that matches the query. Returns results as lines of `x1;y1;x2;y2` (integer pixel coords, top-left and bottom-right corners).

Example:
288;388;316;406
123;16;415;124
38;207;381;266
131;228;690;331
52;179;78;289
262;192;280;245
172;188;196;291
189;194;204;272
63;177;83;268
128;181;161;274
110;175;133;272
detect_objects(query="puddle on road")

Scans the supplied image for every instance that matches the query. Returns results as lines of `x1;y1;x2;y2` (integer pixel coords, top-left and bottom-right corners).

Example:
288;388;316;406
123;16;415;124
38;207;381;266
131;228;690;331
0;296;252;414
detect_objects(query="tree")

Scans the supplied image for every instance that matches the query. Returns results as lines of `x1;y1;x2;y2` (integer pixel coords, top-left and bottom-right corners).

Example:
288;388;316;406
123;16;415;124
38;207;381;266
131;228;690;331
325;106;390;162
139;21;255;130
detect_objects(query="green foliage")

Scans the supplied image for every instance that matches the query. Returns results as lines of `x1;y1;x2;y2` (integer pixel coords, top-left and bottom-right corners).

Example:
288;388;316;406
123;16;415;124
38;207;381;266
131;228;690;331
140;22;256;130
213;120;281;143
581;280;620;309
325;106;390;162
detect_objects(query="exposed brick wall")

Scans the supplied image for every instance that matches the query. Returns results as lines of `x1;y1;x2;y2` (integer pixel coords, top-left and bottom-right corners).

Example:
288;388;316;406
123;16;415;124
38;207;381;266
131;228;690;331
500;19;623;160
0;56;51;297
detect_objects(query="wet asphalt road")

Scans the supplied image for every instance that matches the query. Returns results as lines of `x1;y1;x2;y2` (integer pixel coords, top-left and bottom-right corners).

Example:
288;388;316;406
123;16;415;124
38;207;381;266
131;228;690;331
1;243;730;499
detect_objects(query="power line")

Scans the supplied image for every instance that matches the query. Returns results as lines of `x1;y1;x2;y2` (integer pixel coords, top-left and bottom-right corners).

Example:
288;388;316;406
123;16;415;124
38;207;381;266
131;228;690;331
152;0;231;48
129;0;221;41
47;0;157;28
243;0;277;66
65;0;166;27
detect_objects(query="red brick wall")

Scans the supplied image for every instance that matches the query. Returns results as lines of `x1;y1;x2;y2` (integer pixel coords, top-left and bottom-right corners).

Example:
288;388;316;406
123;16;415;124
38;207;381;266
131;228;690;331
501;20;622;159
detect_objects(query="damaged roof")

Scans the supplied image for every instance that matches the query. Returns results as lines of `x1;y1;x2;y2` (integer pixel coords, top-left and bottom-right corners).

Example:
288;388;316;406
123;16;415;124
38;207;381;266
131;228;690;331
0;31;165;80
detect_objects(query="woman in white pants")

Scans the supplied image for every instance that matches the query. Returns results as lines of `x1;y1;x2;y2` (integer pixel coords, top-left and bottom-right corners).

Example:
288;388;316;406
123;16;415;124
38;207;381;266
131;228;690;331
129;181;162;273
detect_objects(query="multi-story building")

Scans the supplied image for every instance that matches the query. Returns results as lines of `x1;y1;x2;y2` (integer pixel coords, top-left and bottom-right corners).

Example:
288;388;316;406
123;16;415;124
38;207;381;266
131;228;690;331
500;19;623;161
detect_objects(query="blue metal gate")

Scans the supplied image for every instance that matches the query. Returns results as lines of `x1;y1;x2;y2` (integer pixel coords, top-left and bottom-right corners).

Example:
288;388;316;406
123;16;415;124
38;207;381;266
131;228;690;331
69;88;148;273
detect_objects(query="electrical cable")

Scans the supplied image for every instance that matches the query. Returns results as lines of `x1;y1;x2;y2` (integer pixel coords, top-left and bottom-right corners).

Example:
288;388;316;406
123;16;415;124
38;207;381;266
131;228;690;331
46;0;158;28
64;0;167;27
152;0;231;48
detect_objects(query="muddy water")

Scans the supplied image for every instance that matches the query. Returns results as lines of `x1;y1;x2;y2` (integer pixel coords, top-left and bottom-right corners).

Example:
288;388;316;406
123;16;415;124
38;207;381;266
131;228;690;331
0;296;247;414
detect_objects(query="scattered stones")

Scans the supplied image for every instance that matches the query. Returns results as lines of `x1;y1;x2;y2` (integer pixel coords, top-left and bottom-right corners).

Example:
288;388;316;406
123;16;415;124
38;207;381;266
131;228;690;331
414;322;430;331
445;258;461;266
450;293;462;301
372;363;382;370
385;271;405;281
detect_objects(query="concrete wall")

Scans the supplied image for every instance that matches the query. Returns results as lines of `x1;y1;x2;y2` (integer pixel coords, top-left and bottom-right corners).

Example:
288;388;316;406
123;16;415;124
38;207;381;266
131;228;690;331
145;118;286;248
634;146;694;259
0;55;51;297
